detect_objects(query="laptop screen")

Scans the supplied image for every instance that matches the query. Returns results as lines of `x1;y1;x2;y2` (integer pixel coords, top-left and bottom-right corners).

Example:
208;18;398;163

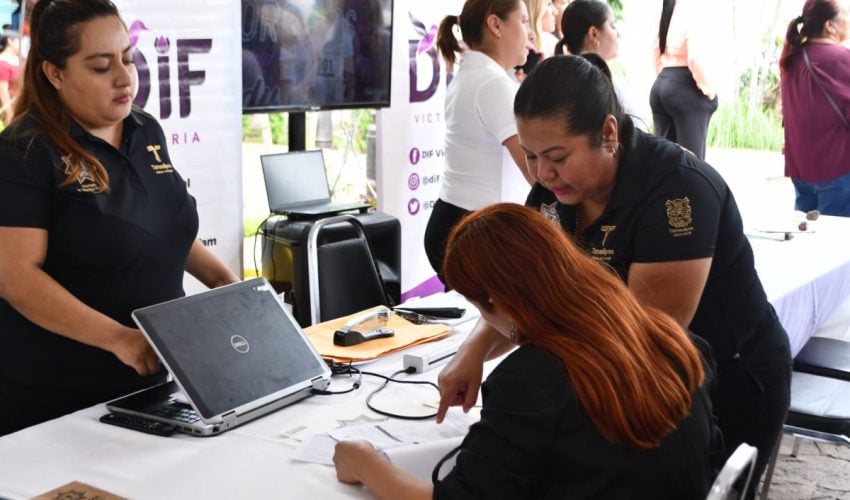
261;150;331;212
132;279;329;419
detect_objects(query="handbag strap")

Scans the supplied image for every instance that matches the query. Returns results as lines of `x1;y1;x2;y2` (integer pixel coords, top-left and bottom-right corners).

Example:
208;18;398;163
802;46;850;130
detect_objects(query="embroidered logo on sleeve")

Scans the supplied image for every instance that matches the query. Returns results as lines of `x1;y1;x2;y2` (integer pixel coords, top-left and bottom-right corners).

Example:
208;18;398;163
666;197;694;237
147;144;174;174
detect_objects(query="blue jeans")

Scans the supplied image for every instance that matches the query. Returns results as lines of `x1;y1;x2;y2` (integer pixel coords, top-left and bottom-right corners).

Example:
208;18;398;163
793;171;850;217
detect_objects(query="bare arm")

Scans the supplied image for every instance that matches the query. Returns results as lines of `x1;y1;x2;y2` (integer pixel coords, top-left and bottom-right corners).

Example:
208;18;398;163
627;258;713;327
185;239;240;289
0;81;12;122
503;135;535;185
334;441;432;500
436;317;513;423
0;227;159;375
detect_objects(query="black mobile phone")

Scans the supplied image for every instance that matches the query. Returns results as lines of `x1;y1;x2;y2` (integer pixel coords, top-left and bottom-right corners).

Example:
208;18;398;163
515;49;543;75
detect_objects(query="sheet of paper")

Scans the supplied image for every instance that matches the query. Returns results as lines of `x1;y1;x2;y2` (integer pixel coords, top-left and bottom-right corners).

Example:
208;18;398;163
290;434;338;465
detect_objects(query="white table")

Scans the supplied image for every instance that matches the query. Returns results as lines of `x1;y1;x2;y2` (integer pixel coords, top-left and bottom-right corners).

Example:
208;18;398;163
0;310;480;499
4;216;850;498
749;214;850;356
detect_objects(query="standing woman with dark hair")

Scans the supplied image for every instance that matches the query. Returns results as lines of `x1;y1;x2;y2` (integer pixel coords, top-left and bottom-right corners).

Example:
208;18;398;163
439;55;791;498
780;0;850;216
649;0;718;159
334;204;721;499
423;0;535;281
554;0;648;128
0;0;239;435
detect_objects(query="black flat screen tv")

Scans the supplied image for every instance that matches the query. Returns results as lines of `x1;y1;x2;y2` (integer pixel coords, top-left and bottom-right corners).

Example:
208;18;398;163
242;0;394;113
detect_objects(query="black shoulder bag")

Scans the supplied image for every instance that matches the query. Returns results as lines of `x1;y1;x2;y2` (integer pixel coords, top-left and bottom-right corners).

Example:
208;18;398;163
802;46;850;130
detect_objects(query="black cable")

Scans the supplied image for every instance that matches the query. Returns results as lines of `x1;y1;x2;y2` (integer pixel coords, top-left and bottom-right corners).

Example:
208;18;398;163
312;362;439;420
311;366;363;395
362;368;438;420
253;214;274;279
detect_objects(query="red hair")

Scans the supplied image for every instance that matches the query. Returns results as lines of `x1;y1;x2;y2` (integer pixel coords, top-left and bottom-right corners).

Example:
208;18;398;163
443;203;704;449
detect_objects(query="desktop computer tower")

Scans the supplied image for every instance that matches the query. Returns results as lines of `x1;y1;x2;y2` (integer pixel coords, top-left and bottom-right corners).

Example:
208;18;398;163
260;212;401;327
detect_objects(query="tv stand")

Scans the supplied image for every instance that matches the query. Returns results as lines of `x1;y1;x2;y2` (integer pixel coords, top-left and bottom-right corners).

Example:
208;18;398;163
288;112;306;151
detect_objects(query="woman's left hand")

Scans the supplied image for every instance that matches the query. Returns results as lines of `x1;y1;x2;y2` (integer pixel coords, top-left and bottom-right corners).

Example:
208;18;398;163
333;440;384;484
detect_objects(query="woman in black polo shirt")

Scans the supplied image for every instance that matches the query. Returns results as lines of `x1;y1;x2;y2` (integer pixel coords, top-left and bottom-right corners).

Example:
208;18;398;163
0;0;238;435
437;55;791;498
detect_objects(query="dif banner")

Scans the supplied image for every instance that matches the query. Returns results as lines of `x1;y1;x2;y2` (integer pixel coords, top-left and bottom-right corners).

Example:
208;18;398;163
115;0;243;291
377;0;463;300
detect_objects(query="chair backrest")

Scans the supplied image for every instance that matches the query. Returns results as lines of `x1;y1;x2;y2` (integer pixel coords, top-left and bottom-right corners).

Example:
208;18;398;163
706;443;758;500
307;215;390;324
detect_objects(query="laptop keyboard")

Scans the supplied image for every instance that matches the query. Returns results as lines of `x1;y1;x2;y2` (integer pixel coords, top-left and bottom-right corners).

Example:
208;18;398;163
150;401;201;424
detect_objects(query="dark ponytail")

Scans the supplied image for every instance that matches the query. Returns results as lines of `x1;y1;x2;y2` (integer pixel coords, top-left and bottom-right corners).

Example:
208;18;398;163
436;0;521;72
779;0;841;74
658;0;675;55
436;15;462;71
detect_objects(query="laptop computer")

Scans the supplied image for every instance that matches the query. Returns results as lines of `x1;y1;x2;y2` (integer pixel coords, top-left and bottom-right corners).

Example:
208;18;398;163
261;150;370;219
105;277;331;436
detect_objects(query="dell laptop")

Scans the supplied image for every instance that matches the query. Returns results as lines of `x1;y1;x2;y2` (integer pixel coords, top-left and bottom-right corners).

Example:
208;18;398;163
105;277;331;436
261;149;370;219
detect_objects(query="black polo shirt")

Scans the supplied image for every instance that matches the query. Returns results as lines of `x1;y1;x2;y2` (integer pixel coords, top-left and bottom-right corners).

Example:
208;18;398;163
526;122;771;365
0;109;198;394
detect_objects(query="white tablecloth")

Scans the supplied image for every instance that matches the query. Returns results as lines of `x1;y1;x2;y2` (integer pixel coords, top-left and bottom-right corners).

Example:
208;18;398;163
3;215;849;498
749;214;850;356
0;325;486;499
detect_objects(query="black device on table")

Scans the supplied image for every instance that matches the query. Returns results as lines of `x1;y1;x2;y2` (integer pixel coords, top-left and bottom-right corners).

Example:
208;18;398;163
393;306;466;319
100;412;176;437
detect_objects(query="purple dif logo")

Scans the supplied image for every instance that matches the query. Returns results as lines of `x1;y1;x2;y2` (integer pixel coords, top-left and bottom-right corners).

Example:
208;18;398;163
129;20;212;119
409;147;421;165
408;198;421;215
408;173;420;190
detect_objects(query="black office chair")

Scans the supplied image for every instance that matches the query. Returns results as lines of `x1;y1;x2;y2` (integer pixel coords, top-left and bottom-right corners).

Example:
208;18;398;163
793;337;850;381
306;215;391;324
706;443;758;500
759;372;850;499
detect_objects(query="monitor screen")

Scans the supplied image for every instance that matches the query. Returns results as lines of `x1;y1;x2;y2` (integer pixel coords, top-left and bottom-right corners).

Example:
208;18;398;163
242;0;394;113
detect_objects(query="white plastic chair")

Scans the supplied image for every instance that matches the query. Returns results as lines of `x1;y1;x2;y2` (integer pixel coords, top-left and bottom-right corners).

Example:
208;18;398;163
706;443;758;500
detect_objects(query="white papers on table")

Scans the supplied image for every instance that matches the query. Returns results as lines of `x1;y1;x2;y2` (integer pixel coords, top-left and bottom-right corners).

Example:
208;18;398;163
290;410;475;465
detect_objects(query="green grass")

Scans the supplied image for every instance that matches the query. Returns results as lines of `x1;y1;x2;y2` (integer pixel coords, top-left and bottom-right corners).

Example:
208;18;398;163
243;214;268;238
707;93;783;152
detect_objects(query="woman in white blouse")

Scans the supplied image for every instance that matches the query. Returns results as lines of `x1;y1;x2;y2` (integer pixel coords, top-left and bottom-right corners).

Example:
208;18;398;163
423;0;535;281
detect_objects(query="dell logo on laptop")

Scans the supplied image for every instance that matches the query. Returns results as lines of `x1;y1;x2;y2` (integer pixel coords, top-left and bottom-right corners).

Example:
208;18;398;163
230;335;250;353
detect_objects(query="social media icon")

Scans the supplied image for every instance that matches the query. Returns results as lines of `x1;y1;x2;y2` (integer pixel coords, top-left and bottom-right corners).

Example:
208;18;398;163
408;198;420;215
409;147;421;165
408;173;420;190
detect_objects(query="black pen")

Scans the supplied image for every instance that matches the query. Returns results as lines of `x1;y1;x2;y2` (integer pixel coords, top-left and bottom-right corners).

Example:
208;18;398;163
393;307;466;319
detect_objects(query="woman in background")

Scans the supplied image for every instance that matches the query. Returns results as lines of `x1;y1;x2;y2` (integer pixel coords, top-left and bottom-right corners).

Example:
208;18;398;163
552;0;569;38
0;27;21;124
780;0;850;216
334;204;720;499
555;0;647;126
423;0;535;282
524;0;559;56
0;0;238;435
650;0;717;159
